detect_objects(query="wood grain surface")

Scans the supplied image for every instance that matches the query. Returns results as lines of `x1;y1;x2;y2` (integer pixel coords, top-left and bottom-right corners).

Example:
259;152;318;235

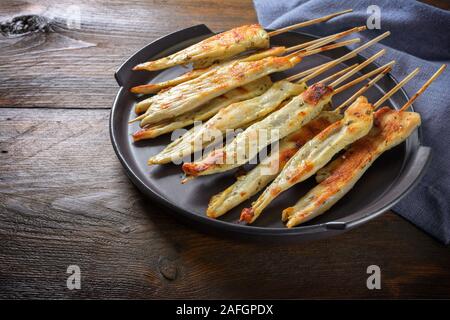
0;0;449;299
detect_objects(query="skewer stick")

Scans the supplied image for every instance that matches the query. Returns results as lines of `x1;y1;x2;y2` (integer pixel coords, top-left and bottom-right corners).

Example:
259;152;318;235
374;68;420;109
298;31;390;84
399;64;447;112
329;49;385;88
286;26;366;53
268;9;353;37
290;60;354;83
334;59;395;94
288;38;360;58
302;26;366;51
319;64;358;84
286;64;323;82
296;63;358;86
334;64;393;112
286;55;357;82
330;64;391;100
286;62;357;83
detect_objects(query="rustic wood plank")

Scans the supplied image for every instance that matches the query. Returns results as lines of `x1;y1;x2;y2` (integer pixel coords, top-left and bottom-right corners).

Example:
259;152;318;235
0;0;257;109
1;108;449;299
1;0;449;300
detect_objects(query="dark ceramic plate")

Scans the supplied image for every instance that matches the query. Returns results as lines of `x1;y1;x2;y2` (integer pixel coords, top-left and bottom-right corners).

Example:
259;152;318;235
110;25;431;241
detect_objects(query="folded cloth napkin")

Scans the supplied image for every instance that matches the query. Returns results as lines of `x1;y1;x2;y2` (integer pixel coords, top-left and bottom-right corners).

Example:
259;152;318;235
254;0;450;244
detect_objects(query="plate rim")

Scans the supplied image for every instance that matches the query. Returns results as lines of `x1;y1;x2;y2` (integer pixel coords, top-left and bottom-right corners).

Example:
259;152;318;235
110;25;431;238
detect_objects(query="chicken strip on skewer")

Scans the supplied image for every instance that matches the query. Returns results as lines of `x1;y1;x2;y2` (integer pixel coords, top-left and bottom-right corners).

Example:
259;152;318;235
206;111;342;218
131;47;284;96
240;96;375;223
136;39;360;127
153;51;392;163
132;77;273;141
240;68;421;224
133;10;352;72
146;61;359;162
134;52;365;143
181;33;391;177
131;26;366;95
206;62;393;218
284;108;421;227
284;65;446;227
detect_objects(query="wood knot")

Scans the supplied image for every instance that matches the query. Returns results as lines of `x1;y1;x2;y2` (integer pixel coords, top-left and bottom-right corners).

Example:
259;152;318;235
0;15;51;38
158;257;178;281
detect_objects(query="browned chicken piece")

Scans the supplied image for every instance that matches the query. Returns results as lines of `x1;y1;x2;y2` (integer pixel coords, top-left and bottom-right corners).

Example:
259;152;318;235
283;107;421;227
133;24;269;72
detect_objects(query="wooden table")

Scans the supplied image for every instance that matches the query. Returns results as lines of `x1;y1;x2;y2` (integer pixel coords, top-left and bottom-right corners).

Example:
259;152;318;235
1;0;449;299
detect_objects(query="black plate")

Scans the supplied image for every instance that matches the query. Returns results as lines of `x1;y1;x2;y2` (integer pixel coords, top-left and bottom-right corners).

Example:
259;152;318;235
110;25;431;241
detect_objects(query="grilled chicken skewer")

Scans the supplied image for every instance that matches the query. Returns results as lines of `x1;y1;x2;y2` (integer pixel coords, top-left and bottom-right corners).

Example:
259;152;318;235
133;9;352;72
181;33;390;177
240;68;420;224
146;61;357;161
134;55;362;142
132;46;285;116
284;65;446;227
134;65;357;142
136;39;360;128
132;27;367;140
206;111;342;218
131;26;366;95
206;63;393;218
132;77;273;141
131;47;283;96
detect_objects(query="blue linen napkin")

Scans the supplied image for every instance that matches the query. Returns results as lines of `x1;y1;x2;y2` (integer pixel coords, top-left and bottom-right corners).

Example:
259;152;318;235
254;0;450;244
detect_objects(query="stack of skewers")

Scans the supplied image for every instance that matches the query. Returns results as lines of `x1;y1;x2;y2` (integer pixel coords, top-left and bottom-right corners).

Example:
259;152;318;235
127;9;446;228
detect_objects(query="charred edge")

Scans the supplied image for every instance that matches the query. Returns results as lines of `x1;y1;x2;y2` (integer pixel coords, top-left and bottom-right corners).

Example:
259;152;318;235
374;107;393;127
132;128;151;141
303;83;333;105
240;207;254;223
182;163;205;176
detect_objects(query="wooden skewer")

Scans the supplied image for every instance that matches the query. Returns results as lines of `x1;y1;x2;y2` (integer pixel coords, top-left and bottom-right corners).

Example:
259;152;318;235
288;38;360;59
286;64;323;82
286;26;366;53
291;60;356;83
287;57;357;82
334;63;393;112
399;64;447;112
298;63;358;85
330;49;385;88
298;31;390;84
374;68;420;109
319;64;359;84
334;58;394;94
329;64;391;102
268;9;353;37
